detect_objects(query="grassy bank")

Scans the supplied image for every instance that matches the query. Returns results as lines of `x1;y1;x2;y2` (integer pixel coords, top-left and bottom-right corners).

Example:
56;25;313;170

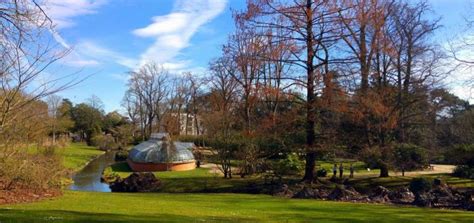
60;143;104;171
105;162;260;193
1;191;473;222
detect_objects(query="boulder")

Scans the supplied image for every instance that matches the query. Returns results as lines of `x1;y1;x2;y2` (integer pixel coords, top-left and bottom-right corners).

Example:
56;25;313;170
293;187;316;199
370;186;391;203
463;193;474;211
273;184;294;198
413;193;434;207
109;172;161;192
389;187;415;204
327;186;365;201
430;186;459;208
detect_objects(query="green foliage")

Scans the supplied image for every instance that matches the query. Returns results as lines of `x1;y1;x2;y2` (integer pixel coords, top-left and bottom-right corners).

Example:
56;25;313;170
453;165;474;179
409;177;432;194
70;103;104;145
446;144;474;167
91;134;118;150
102;111;126;134
273;153;304;176
114;150;128;161
393;144;428;171
316;168;328;177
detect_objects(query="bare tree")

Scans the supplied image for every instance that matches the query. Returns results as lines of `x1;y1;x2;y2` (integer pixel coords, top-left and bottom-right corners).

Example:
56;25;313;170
46;95;62;145
1;0;80;149
206;57;239;178
239;0;341;181
126;62;170;139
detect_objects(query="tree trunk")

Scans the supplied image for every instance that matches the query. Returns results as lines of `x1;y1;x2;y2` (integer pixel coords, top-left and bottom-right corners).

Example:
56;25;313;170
302;0;316;182
379;164;389;177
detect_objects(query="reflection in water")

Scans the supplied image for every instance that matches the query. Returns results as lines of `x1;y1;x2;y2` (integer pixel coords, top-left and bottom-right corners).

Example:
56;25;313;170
69;151;116;192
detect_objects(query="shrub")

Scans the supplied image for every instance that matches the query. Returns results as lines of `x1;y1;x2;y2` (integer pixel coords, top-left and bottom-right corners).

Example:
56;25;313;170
452;165;474;179
0;152;64;191
409;178;432;194
91;134;118;150
316;168;328;177
393;144;428;172
273;153;304;176
446;144;474;167
115;150;129;161
102;167;120;183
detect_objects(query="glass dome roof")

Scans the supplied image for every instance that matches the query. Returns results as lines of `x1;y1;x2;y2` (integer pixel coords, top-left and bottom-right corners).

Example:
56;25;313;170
128;137;195;164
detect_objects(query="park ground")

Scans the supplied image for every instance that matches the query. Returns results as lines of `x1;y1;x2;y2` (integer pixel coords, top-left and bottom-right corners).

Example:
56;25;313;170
1;143;474;222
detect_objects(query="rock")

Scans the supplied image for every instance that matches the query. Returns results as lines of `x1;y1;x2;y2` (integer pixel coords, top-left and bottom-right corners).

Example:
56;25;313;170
389;187;415;204
463;193;474;211
370;186;391;203
413;193;434;207
293;187;316;199
273;184;294;198
327;186;363;201
109;172;161;192
430;186;458;208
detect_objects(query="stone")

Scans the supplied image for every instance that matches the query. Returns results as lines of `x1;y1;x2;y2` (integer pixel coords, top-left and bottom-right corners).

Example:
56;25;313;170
389;187;415;204
273;184;294;198
413;193;434;207
109;172;161;192
293;187;316;199
327;186;363;201
463;193;474;211
370;186;391;203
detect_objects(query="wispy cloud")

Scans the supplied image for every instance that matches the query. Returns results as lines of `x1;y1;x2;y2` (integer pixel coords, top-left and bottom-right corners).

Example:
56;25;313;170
133;0;227;68
43;0;108;29
41;0;109;67
61;40;138;68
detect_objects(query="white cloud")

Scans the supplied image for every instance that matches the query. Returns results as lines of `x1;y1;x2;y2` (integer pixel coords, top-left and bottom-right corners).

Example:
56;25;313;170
76;40;139;68
41;0;109;67
43;0;108;29
133;0;227;67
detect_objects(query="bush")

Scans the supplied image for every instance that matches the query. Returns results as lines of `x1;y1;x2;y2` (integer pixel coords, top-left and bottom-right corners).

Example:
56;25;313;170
393;144;428;172
273;153;304;176
316;168;328;177
91;134;118;150
115;150;129;161
446;144;474;167
452;165;474;179
0;151;64;191
409;178;432;194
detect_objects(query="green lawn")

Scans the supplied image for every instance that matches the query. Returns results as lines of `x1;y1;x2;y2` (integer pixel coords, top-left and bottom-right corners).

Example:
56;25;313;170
1;191;473;222
349;173;474;193
106;162;260;193
60;143;104;171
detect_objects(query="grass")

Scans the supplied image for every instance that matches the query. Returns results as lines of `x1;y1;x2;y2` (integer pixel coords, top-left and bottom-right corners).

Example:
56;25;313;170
1;191;473;222
349;173;474;193
106;162;261;193
3;146;473;222
59;143;104;171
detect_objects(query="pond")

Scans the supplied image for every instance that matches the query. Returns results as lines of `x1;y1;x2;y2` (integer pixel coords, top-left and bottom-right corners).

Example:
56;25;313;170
69;151;116;192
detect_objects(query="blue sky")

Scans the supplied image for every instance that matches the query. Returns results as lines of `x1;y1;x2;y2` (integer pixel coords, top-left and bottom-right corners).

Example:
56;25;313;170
45;0;472;112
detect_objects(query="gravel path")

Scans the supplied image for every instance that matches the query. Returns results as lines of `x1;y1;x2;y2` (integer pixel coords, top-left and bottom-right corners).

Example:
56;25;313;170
393;164;455;176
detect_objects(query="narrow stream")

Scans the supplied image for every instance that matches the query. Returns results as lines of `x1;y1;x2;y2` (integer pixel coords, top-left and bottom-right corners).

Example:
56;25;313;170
69;151;116;192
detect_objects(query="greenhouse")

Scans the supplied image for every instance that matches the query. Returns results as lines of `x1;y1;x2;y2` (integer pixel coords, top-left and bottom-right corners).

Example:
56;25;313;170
127;133;196;171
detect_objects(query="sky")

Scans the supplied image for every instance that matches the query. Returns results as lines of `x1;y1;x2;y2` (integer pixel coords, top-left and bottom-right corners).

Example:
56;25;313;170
43;0;473;112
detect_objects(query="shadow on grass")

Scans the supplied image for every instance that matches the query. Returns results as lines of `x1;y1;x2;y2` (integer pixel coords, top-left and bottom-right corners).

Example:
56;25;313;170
0;209;252;223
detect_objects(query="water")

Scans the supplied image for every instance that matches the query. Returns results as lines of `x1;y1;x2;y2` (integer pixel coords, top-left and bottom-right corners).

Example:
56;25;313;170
69;151;116;192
